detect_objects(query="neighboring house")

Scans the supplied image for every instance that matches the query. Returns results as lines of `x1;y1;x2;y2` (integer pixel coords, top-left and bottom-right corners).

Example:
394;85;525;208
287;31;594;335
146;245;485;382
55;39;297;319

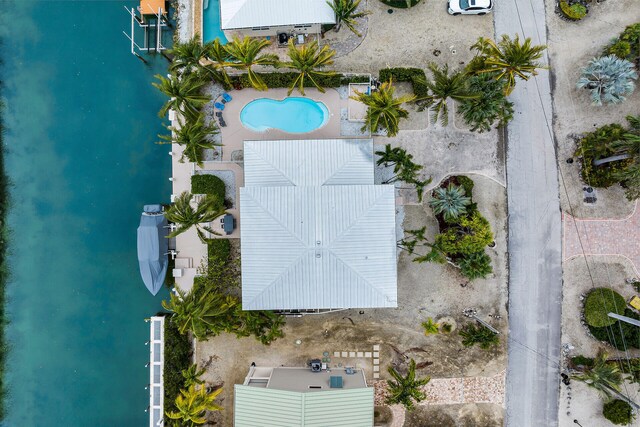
220;0;336;37
239;139;398;311
234;365;374;427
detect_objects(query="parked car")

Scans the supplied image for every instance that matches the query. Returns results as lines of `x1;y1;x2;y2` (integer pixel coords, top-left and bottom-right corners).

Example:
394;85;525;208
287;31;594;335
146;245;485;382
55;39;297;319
447;0;493;15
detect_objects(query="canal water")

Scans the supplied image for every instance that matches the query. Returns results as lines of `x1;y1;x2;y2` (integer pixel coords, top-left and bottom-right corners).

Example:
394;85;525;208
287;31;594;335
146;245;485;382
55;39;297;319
1;1;171;425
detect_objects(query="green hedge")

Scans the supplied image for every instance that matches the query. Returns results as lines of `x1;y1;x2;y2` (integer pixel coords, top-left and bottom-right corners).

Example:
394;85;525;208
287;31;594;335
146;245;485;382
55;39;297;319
584;288;626;327
191;174;225;200
378;67;429;99
164;318;192;417
208;239;230;264
232;73;369;90
603;399;635;425
380;0;422;8
589;308;640;349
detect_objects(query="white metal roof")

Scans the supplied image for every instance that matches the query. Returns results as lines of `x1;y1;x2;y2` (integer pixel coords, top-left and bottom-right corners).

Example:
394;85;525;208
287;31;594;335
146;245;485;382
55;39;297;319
243;139;374;187
220;0;336;30
240;185;397;310
234;385;374;427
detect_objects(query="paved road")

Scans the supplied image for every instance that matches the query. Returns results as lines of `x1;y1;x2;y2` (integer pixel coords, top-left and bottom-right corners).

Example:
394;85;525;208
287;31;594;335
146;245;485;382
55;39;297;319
494;1;563;426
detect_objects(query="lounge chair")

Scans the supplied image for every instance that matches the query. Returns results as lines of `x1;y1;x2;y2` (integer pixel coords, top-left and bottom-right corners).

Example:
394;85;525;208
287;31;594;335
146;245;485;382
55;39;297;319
222;93;232;103
214;102;225;110
219;118;227;128
215;111;223;118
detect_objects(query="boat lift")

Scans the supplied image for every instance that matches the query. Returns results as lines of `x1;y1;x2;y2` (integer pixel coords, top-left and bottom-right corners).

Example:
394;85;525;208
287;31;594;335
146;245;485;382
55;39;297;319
123;0;171;63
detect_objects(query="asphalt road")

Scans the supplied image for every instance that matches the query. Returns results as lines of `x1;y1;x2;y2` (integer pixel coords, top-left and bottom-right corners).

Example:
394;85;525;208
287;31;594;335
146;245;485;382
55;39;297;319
494;1;564;426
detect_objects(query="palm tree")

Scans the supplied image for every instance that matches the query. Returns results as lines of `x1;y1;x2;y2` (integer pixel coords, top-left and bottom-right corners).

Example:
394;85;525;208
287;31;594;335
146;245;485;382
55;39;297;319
166;384;223;426
350;80;415;137
458;251;493;280
204;38;233;87
182;364;207;388
386;359;431;409
326;0;370;37
422;318;439;336
572;349;623;398
165;192;226;242
429;184;471;222
471;34;547;95
458;74;514;133
152;73;210;120
168;34;209;76
224;36;278;91
459;323;499;349
161;287;239;339
419;64;480;125
283;40;336;95
158;113;220;167
576;55;638;106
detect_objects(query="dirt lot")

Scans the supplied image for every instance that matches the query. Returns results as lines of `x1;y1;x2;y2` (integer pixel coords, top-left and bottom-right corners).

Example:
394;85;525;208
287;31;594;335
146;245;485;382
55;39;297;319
547;0;640;219
195;174;507;426
402;403;503;427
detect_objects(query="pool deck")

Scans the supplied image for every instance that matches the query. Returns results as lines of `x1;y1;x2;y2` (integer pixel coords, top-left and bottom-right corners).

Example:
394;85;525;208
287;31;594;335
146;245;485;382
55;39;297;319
172;87;361;292
215;87;344;161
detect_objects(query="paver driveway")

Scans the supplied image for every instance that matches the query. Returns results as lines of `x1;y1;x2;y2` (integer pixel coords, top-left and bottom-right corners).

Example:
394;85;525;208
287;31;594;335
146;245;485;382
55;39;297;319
563;202;640;275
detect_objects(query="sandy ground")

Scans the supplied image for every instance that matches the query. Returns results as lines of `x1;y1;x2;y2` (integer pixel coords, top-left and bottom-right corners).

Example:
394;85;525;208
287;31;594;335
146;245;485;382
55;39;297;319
547;0;640;219
332;0;493;73
195;174;508;426
402;403;503;427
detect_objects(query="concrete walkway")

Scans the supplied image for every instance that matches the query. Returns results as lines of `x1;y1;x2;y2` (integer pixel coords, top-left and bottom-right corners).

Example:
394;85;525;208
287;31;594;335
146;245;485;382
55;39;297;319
563;202;640;276
495;1;563;426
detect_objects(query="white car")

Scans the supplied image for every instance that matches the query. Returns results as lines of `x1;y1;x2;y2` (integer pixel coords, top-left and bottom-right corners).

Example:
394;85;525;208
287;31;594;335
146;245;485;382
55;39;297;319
447;0;493;15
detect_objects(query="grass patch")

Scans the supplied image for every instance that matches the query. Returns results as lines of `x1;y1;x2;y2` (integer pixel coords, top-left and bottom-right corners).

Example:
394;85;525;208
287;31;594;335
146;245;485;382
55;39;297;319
207;239;230;264
583;288;626;327
191;174;225;200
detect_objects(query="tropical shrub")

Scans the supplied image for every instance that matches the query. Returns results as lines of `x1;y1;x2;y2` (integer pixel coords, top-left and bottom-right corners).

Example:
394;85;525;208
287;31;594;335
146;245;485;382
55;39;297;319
583;288;626;327
380;0;421;7
386;359;430;409
459;323;499;349
327;0;370;37
588;308;640;350
419;64;480;126
379;67;429;99
619;23;640;62
191;174;225;200
208;239;231;265
422;317;439;335
440;323;452;334
603;399;635;425
182;364;206;388
375;144;431;201
608;41;632;60
470;34;547;95
559;1;587;21
164;319;193;416
576;123;633;188
166;384;223;426
572;349;623;398
435;211;494;255
458;74;514;133
576;56;638;106
350;80;415;137
458;251;493;280
430;184;471;222
283;39;336;95
456;176;475;199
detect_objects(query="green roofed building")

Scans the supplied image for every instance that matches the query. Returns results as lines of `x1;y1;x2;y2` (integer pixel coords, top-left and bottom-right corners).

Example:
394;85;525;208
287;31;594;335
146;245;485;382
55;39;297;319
234;366;374;427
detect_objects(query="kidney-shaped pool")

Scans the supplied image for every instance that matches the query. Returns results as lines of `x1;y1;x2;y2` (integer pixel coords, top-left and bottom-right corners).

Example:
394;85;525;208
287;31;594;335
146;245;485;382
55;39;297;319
240;97;330;133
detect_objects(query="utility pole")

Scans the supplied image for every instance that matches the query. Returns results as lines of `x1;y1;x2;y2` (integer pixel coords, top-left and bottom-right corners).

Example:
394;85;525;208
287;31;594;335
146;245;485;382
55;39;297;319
608;312;640;327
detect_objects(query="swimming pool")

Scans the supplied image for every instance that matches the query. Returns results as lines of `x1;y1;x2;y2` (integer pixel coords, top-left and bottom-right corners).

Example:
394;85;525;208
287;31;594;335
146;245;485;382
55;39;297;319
203;0;228;44
240;97;330;133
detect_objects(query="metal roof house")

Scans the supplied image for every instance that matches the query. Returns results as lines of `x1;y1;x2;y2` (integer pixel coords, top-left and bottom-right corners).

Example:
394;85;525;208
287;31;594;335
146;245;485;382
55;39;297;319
235;366;374;427
220;0;336;37
240;139;398;311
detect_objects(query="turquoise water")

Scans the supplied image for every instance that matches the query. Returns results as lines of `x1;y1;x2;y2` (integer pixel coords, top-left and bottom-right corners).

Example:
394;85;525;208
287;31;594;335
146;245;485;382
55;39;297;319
203;0;228;44
240;97;330;133
1;1;171;425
